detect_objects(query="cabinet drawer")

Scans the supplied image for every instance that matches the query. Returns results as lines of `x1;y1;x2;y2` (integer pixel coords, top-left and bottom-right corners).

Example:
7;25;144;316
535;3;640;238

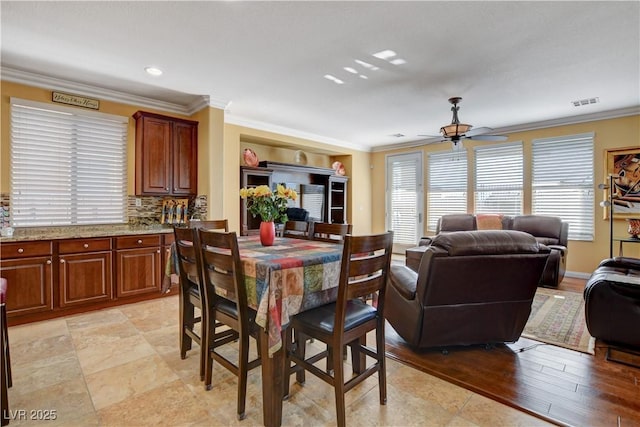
115;234;162;249
1;241;52;259
59;238;112;254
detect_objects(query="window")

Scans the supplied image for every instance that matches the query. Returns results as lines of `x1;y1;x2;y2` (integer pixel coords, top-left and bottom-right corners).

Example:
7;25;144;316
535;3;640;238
474;142;523;216
10;98;128;226
427;149;468;231
532;133;594;241
386;152;423;245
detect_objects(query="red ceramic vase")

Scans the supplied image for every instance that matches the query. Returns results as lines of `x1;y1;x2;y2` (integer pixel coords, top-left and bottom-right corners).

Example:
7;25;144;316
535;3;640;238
259;221;276;246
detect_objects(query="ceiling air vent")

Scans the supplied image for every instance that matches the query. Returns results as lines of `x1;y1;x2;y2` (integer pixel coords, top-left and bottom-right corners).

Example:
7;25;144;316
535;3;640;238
572;97;599;107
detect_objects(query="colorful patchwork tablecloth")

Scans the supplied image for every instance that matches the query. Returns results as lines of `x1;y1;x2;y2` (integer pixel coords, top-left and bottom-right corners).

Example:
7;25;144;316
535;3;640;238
238;235;343;356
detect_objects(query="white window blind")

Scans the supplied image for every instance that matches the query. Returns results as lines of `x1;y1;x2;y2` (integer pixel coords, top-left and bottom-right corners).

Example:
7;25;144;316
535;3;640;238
386;152;422;245
474;142;523;216
427;150;467;231
532;133;594;241
10;98;128;227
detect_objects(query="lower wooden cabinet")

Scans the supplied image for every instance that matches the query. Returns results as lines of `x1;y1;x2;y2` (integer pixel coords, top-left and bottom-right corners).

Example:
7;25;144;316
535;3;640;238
115;235;162;298
1;232;171;325
58;237;113;308
0;241;54;318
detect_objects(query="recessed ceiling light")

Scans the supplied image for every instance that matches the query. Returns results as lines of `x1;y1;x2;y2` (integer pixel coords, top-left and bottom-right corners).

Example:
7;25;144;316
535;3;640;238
359;75;368;79
324;74;344;84
343;67;358;74
389;58;407;65
145;66;163;76
373;50;396;60
355;59;374;69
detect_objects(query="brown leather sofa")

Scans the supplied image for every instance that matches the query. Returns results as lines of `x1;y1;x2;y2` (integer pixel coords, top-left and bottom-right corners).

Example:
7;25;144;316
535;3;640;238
584;257;640;349
406;214;568;287
387;230;551;349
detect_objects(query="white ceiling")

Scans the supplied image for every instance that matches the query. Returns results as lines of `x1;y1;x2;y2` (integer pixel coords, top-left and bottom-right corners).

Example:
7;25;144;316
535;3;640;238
2;1;639;152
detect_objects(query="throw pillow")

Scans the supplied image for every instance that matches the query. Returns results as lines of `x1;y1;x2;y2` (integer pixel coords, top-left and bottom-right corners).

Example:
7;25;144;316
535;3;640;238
476;214;504;230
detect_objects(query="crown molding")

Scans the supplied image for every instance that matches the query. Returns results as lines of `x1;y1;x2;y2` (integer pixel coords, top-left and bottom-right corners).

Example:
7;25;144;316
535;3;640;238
224;114;371;153
492;106;640;135
372;106;640;152
0;67;225;116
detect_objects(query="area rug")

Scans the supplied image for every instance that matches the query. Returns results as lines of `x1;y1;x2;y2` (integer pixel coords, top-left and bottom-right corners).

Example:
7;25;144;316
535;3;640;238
522;287;595;354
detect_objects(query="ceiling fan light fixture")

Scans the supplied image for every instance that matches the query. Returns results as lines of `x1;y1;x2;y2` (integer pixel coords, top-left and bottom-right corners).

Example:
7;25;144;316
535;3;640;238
440;123;472;138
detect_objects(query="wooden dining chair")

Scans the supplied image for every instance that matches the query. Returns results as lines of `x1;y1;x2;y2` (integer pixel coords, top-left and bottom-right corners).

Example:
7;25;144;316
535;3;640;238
282;220;310;239
197;229;262;421
191;219;229;232
174;220;229;381
174;227;207;380
284;231;393;427
308;222;352;243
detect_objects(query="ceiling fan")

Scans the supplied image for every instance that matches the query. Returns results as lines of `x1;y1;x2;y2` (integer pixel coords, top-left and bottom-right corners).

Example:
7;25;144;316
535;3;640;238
421;97;507;149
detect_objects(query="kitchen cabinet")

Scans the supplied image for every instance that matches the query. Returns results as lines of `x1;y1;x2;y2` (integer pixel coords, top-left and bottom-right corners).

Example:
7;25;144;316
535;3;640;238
0;241;53;318
134;111;198;196
57;238;112;308
115;235;162;298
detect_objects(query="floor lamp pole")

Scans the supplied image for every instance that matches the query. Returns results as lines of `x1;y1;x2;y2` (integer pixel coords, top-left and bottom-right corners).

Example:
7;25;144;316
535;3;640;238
600;174;618;259
609;173;614;259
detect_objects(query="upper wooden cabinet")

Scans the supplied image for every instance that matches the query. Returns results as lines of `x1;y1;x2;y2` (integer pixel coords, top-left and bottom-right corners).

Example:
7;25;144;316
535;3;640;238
134;111;198;196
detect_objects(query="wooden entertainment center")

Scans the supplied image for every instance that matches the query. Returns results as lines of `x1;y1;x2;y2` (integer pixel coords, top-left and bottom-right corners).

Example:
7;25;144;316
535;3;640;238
240;161;348;235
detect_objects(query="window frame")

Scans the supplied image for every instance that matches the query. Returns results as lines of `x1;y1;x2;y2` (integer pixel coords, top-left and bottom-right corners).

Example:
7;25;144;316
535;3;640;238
531;132;595;241
10;97;129;227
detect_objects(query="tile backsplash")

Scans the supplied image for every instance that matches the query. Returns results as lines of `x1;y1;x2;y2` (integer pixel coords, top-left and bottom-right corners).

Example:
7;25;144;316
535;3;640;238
0;193;208;229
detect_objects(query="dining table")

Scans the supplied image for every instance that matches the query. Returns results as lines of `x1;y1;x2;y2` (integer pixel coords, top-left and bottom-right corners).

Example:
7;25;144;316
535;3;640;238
166;234;344;426
237;235;343;427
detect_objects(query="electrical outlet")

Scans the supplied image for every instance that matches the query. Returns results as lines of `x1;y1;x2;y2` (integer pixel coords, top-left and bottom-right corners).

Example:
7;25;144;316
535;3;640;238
135;198;142;207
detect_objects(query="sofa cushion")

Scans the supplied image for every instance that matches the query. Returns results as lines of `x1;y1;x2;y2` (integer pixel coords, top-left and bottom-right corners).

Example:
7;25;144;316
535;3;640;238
438;214;477;232
476;213;504;230
512;215;563;241
432;230;541;256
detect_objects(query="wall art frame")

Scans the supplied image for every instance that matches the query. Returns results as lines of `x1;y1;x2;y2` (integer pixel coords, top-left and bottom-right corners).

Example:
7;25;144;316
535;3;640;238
604;146;640;219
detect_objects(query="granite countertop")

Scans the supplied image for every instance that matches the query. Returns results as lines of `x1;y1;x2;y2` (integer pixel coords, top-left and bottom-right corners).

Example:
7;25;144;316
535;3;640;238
0;224;174;243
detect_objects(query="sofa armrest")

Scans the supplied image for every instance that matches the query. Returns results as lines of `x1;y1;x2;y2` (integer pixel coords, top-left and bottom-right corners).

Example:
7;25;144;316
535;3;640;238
418;237;433;246
598;257;640;271
389;265;418;300
547;244;567;255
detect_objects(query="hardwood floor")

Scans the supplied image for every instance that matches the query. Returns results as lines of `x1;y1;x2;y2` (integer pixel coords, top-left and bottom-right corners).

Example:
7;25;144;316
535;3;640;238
384;275;640;427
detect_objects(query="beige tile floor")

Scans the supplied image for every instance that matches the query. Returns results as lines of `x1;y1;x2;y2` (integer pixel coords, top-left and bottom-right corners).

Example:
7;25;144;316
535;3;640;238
5;295;553;427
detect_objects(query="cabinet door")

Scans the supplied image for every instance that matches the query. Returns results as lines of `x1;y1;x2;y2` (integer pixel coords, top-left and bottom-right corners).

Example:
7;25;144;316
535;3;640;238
0;256;53;317
59;251;112;307
136;115;171;195
172;121;198;195
115;247;161;298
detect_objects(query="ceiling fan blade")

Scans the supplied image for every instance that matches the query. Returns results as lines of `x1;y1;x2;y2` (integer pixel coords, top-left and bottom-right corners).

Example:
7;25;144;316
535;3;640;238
465;126;494;136
466;134;508;141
